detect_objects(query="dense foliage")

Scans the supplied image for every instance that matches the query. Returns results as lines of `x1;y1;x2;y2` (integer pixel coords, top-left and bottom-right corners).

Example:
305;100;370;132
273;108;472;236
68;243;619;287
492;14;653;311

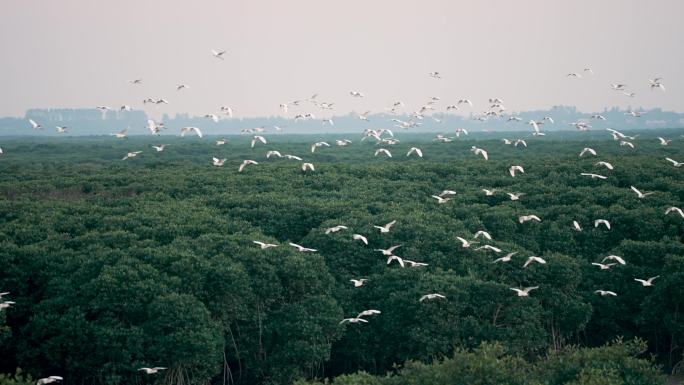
0;131;682;384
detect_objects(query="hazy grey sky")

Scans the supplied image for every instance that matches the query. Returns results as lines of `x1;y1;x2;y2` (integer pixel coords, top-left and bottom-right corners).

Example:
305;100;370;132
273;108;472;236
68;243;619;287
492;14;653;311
1;0;683;118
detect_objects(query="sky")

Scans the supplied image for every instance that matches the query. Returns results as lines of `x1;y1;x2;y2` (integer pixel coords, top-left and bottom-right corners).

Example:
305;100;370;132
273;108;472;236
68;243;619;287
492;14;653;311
1;0;683;119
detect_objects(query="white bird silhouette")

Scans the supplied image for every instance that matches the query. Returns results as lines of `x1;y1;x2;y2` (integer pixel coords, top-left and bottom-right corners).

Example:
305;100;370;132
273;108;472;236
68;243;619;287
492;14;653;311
336;139;352;146
205;114;219;122
37;376;63;385
665;207;684;218
325;225;348;234
404;260;429;268
665;158;683;167
0;301;15;310
602;255;626;265
374;220;396;233
180;126;203;138
238;160;259;172
375;245;402;256
357;309;381;318
658;137;671;146
375;148;392;157
56;126;67;133
573;221;582;231
509;165;524;177
122;151;142;160
266;150;282;158
311;141;330;153
352;234;368;244
475;245;502;253
579;148;597;157
510;287;538;297
631;186;654;199
387;255;405;267
456;237;478;248
493;252;518;263
289;243;317;252
284;154;303;161
482;189;498;196
152;145;167;152
253;241;277;249
473;230;492;240
419;293;446;302
594;219;611;229
507;192;524;201
523;256;547;268
595;161;614;170
349;91;365;97
634;276;659;287
138;368;166;375
470;146;488;160
350;279;369;287
432;195;451;204
111;128;128;138
211;49;227;60
407;147;423;157
581;173;608;180
302;163;315;172
595;290;617;297
340;317;368;324
212;157;227;166
519;215;541;224
251;135;267;148
592;262;617;270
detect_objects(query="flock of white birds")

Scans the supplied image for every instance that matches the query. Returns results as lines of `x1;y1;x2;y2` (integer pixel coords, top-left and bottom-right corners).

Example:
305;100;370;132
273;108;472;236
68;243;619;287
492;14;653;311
2;50;683;382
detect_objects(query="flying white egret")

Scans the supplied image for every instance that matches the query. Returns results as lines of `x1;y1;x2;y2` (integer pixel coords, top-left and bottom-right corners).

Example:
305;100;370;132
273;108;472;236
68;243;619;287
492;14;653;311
302;163;315;172
289;243;317;252
138;368;167;375
665;158;683;167
111;128;128;138
180;126;203;138
470;146;488;160
602;255;626;265
339;317;368;324
475;245;502;253
251;135;267;148
352;234;368;244
387;255;405;267
212;157;227;166
151;145;167;152
374;220;396;233
509;165;524;177
572;221;582;231
211;49;227;59
579;148;597;157
595;290;617;296
658;137;671;146
253;241;277;249
523;256;547;268
510;287;538;297
375;148;392;157
238;160;259;172
634;276;659;287
482;189;497;196
375;245;402;256
594;219;611;229
665;207;684;218
630;186;654;199
350;279;369;287
456;237;478;248
507;192;524;201
595;161;614;170
493;252;518;263
56;126;67;133
357;309;381;318
592;263;617;270
432;195;450;204
419;293;446;302
519;215;541;224
581;173;607;180
325;225;348;234
473;230;492;240
37;377;63;385
122;151;142;160
311;141;330;153
406;147;423;157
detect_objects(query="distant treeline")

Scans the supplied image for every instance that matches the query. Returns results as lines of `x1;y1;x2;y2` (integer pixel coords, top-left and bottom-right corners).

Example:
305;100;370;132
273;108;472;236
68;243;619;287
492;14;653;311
0;106;682;136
